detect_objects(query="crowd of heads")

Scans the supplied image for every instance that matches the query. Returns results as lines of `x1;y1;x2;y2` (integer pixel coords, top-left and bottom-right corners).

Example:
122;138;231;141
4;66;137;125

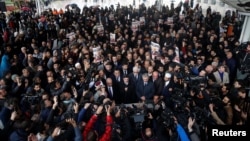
0;1;249;141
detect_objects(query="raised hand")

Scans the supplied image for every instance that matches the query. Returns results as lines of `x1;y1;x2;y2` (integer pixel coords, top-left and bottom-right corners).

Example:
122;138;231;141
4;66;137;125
73;102;79;113
95;105;104;115
84;103;91;109
66;118;77;127
105;105;111;116
188;117;195;132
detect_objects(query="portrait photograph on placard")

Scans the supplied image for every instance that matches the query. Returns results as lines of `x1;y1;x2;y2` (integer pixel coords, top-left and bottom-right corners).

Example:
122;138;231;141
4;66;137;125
151;42;160;60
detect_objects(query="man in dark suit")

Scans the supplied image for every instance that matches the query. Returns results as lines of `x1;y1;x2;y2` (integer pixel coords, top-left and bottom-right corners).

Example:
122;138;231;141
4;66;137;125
106;77;121;104
111;55;121;69
110;69;122;85
136;73;155;102
119;75;137;103
120;62;131;78
104;62;114;78
151;71;164;96
128;66;142;87
161;72;174;106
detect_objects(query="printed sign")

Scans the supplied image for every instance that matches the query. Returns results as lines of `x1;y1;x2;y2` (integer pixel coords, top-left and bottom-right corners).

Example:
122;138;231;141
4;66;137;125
151;42;160;60
110;33;116;43
93;46;102;63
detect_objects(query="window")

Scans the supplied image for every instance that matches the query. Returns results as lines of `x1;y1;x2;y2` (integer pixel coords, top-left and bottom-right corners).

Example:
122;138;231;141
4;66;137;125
211;0;216;5
219;1;225;7
204;0;208;4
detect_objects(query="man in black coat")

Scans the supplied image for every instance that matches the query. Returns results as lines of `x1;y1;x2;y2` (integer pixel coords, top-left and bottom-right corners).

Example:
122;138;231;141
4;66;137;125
151;71;164;96
119;75;137;104
110;69;122;85
161;72;174;106
128;66;142;87
136;73;155;102
106;77;122;104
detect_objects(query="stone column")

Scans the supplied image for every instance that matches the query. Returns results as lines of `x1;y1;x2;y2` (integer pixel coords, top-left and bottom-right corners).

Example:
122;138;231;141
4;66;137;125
239;12;250;43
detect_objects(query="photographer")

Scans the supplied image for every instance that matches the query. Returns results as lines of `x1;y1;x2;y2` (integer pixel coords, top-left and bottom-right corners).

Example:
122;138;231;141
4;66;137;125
233;88;250;125
152;95;166;120
46;118;82;141
83;105;113;141
0;110;17;141
236;42;250;76
111;106;133;141
140;113;158;141
161;109;191;141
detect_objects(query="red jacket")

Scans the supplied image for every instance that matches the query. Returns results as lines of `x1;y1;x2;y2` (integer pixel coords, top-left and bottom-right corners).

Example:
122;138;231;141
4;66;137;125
83;115;113;141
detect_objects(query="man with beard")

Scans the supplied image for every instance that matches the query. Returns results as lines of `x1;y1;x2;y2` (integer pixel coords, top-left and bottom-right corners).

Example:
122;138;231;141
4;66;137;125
119;75;136;104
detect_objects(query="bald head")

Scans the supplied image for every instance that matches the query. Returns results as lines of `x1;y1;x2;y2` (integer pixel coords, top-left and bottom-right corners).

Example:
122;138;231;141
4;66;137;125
152;71;159;79
106;78;113;86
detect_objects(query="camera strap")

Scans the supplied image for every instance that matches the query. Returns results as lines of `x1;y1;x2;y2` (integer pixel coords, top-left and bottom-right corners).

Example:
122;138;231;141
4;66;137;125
242;53;249;64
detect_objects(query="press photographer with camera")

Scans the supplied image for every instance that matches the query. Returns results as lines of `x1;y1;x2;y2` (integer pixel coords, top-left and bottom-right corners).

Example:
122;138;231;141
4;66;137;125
235;42;250;79
136;73;155;102
111;105;133;141
46;118;82;141
233;88;250;126
158;107;194;141
140;112;158;141
83;104;113;141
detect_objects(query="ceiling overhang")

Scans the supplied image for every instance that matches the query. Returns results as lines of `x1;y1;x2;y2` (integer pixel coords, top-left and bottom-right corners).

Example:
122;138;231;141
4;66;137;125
220;0;250;13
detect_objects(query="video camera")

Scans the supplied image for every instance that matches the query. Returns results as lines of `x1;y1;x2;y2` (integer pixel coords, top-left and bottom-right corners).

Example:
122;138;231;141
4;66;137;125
160;108;175;129
115;102;154;127
22;95;40;105
184;75;207;89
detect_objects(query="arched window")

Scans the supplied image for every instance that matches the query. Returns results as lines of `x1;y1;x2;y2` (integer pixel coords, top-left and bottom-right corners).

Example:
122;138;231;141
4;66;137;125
219;1;225;7
211;0;216;5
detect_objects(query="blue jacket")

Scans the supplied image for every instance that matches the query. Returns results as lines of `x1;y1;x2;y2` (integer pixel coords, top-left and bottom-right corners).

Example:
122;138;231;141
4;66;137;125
136;81;155;100
0;54;10;78
9;129;28;141
176;124;190;141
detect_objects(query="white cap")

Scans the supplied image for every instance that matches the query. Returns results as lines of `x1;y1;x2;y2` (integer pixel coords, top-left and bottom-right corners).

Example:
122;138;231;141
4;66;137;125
75;62;81;68
164;72;172;78
14;32;18;37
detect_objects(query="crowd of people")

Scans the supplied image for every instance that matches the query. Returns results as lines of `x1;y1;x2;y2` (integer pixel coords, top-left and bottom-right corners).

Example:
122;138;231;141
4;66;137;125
0;1;249;141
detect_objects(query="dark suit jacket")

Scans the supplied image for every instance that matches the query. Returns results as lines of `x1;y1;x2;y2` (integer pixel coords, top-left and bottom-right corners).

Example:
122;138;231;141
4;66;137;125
106;85;122;104
152;78;164;96
136;81;155;101
161;80;175;98
110;74;123;86
128;73;142;86
119;81;137;103
112;61;122;70
161;80;175;106
120;69;131;78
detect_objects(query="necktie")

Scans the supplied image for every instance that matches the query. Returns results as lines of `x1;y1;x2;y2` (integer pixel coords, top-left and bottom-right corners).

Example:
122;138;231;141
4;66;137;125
144;82;147;86
109;87;113;97
165;81;169;87
124;70;127;75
